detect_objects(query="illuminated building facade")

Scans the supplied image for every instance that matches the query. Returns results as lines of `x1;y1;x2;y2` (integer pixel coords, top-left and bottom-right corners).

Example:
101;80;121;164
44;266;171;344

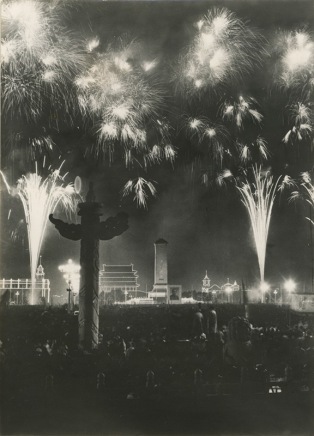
0;262;51;304
99;264;140;304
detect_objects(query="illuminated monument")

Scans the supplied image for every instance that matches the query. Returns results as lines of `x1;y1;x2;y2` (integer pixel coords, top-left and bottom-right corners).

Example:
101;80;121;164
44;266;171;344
149;238;182;303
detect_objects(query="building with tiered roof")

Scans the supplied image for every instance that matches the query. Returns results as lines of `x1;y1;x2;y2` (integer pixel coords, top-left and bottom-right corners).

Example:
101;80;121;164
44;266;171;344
99;264;140;304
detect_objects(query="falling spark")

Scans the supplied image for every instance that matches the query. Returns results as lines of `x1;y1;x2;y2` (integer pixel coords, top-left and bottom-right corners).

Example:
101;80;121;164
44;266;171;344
0;164;78;304
238;136;269;164
237;166;281;283
283;102;312;144
222;95;263;129
122;177;157;209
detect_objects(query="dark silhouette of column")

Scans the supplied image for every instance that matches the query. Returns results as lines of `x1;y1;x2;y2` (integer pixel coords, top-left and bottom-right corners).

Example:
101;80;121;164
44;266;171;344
49;183;128;351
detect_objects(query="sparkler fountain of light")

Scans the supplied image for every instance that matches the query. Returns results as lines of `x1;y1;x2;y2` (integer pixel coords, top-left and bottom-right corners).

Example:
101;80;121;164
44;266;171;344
0;164;78;305
237;167;282;295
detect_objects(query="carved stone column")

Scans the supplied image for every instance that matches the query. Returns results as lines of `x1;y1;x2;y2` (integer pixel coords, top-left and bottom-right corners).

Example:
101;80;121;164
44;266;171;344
78;201;103;351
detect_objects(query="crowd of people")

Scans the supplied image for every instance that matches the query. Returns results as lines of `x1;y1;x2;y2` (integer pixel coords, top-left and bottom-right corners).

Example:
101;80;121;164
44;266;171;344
1;303;313;403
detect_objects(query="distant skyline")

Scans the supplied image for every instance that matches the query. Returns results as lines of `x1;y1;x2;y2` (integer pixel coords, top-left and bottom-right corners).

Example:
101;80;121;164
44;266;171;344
1;0;313;296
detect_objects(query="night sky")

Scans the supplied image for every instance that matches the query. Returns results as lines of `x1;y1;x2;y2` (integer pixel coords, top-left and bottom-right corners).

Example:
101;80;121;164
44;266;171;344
1;0;314;296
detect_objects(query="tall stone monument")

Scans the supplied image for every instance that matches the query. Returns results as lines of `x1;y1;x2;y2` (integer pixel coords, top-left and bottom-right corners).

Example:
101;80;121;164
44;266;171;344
49;183;128;351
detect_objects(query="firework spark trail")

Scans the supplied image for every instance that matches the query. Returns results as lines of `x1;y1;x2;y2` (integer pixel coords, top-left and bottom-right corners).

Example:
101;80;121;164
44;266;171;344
291;172;314;225
283;102;313;144
237;136;269;164
122;177;157;209
176;8;263;94
273;30;314;88
2;0;87;123
222;95;263;129
0;164;78;305
237;166;281;284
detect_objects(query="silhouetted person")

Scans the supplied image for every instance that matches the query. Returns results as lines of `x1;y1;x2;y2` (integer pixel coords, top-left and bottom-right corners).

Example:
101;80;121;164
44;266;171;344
207;305;217;336
192;304;204;337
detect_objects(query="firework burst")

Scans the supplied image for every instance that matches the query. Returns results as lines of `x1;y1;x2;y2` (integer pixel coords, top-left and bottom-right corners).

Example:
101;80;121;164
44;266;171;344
222;95;263;130
273;30;314;88
177;8;263;94
75;38;170;161
0;163;79;304
2;0;87;123
237;166;281;283
122;177;157;209
237;136;269;164
283;102;312;144
75;37;174;207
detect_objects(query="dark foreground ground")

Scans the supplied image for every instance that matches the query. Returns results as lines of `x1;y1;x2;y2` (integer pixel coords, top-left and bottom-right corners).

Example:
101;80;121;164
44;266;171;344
1;304;314;435
2;379;313;436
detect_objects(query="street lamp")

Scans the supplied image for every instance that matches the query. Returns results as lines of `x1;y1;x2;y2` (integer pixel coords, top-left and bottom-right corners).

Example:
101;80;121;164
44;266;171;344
58;259;81;313
260;282;270;303
273;289;278;304
225;285;232;303
284;279;296;304
15;291;20;305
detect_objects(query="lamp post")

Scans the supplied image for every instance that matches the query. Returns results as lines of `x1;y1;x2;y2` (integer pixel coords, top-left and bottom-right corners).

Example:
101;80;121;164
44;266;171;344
58;259;81;313
15;291;20;305
225;285;232;303
223;279;239;303
273;289;278;304
284;279;296;304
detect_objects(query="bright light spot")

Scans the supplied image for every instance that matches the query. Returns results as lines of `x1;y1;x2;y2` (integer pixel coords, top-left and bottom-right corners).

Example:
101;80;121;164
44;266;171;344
212;15;229;36
206;128;216;138
224;105;233;115
284;47;311;71
189;119;202;129
75;76;96;89
111;82;122;92
209;48;229;74
200;32;216;48
142;60;157;71
42;54;57;66
114;57;132;72
195;79;203;88
260;282;270;293
112;105;130;120
99;122;118;139
42;70;56;81
87;37;100;52
284;279;296;293
196;20;204;30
